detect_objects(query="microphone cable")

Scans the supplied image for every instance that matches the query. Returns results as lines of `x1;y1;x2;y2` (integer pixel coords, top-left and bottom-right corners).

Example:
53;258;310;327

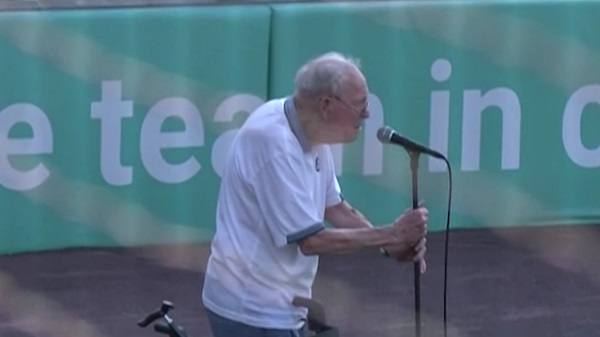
440;156;453;337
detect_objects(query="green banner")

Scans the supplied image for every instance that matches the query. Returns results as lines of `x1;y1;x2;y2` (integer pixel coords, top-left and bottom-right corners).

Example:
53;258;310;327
269;0;600;232
0;6;272;254
2;1;600;255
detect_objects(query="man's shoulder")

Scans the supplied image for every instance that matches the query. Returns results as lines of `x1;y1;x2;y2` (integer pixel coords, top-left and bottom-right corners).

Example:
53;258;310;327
242;97;284;123
237;97;296;151
223;97;300;180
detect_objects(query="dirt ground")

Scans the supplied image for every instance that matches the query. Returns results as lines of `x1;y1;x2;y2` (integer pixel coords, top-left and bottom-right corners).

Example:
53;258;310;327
1;225;599;337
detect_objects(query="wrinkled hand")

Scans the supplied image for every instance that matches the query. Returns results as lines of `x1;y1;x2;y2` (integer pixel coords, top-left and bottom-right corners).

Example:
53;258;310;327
392;203;428;244
413;237;428;274
383;239;428;273
382;204;428;272
384;237;427;266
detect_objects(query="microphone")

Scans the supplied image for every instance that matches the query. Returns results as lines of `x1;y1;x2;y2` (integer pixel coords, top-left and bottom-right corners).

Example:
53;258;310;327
377;125;446;160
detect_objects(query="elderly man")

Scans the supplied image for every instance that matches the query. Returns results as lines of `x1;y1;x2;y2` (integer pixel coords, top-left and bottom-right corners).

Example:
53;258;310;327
201;52;428;337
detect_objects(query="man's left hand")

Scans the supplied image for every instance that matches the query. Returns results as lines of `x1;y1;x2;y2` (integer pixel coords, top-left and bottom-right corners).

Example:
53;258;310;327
383;237;427;273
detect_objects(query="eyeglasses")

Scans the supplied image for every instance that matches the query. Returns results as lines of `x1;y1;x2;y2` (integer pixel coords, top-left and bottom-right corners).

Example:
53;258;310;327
331;95;369;118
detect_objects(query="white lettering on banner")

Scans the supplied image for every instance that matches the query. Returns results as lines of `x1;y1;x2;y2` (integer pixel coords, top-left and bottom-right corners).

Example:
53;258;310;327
85;73;524;186
87;81;388;184
211;94;264;177
15;62;592;191
424;59;523;173
362;93;384;175
91;80;134;186
563;84;600;167
462;88;521;171
428;58;452;172
93;80;205;185
140;97;205;183
0;103;53;191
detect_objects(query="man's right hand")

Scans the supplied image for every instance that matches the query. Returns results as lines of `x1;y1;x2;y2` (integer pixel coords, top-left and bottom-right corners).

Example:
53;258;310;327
382;205;428;261
394;204;428;240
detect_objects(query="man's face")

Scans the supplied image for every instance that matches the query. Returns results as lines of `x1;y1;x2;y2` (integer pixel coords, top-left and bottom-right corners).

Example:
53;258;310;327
322;74;370;143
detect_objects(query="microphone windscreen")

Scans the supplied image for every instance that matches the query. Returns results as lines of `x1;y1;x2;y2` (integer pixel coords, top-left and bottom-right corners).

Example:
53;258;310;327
377;126;394;143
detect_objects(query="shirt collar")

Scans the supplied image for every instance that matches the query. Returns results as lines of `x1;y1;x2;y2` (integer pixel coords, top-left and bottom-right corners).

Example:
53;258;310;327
284;97;311;152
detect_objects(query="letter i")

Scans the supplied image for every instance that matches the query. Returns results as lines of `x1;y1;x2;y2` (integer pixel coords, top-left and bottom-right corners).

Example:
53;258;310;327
428;58;452;172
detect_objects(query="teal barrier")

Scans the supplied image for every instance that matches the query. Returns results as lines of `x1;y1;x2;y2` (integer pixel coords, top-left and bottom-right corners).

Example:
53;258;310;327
0;6;272;254
269;0;600;232
2;1;600;254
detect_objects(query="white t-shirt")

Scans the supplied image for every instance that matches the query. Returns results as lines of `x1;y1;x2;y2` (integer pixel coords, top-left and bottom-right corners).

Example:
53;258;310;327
201;97;343;329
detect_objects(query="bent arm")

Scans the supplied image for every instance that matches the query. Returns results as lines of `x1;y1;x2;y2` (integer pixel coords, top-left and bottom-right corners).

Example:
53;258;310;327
297;225;393;255
320;200;413;258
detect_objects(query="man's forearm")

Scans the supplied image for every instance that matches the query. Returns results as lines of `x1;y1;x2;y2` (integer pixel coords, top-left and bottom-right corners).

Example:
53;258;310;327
298;226;394;255
325;201;374;229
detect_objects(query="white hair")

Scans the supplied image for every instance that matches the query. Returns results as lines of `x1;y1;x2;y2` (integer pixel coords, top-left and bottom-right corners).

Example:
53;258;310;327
294;52;362;98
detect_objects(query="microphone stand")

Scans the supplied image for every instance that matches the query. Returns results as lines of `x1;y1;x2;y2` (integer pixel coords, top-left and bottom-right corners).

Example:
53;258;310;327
409;150;421;337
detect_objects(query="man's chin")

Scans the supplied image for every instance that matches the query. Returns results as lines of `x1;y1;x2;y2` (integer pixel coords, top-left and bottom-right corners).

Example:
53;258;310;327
325;128;361;144
341;132;360;143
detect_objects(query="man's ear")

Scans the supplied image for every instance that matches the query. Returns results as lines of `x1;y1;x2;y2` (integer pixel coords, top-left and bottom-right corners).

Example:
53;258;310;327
317;96;332;120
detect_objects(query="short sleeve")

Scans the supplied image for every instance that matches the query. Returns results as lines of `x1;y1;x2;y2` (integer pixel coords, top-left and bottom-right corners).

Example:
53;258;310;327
250;154;325;247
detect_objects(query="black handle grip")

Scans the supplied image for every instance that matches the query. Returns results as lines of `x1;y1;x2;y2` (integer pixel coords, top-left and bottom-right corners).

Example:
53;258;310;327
154;323;171;334
138;300;174;327
155;322;188;337
138;310;162;327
